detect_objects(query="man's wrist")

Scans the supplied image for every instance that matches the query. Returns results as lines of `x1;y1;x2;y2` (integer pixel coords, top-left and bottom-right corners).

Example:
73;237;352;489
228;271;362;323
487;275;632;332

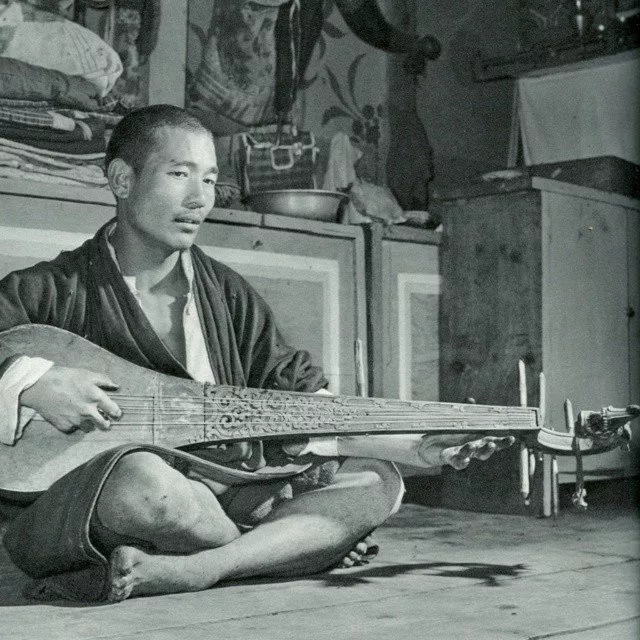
0;355;54;445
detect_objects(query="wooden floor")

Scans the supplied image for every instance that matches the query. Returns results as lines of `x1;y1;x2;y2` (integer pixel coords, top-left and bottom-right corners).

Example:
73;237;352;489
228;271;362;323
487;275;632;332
1;482;638;640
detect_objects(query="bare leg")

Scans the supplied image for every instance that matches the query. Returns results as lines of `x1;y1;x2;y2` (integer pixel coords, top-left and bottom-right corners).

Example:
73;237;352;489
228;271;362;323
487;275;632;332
94;452;241;553
105;457;402;601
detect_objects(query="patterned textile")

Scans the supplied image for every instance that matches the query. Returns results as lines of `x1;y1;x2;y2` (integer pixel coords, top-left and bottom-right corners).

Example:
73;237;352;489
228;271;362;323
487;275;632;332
0;106;75;130
0;136;104;169
74;0;162;108
191;0;289;127
0;164;107;187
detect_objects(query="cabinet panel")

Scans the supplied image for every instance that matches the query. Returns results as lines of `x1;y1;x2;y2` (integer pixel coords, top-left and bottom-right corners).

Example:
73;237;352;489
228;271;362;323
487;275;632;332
0;193;115;277
436;179;640;513
197;221;364;395
543;191;640;477
439;190;543;407
365;223;441;400
382;242;440;401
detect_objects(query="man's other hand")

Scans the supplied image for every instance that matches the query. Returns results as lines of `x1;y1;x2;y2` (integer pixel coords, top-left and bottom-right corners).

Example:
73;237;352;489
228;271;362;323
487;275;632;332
20;366;122;433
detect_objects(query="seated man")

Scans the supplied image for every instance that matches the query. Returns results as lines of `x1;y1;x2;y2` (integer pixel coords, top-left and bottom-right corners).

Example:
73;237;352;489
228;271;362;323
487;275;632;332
0;105;512;603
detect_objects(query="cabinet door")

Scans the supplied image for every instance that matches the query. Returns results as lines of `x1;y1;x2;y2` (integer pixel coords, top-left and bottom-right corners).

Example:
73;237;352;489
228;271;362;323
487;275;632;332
0;191;114;277
542;190;640;478
381;240;440;400
197;219;366;395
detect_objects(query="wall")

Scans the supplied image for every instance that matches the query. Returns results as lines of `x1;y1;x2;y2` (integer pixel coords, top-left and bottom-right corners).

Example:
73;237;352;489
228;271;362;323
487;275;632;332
298;0;522;195
296;1;391;185
414;1;520;193
185;0;520;195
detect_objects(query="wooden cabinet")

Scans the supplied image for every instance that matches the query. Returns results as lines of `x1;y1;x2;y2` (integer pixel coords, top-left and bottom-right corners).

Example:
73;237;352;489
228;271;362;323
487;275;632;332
0;180;368;396
364;222;441;401
434;177;640;513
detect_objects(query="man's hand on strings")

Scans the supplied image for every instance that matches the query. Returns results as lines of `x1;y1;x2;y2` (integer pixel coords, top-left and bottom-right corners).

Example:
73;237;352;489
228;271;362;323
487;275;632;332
20;365;122;434
440;435;516;470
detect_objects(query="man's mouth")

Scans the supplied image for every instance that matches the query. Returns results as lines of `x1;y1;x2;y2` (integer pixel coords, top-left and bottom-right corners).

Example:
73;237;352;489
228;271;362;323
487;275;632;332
174;216;201;226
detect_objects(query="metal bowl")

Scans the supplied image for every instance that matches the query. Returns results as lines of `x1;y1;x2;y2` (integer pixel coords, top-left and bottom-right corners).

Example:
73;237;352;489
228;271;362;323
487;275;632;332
246;189;347;222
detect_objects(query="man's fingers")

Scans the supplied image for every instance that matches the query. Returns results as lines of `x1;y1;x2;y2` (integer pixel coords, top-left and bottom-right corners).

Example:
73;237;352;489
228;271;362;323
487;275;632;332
496;435;517;450
474;441;497;461
97;394;122;421
78;408;112;432
450;455;471;470
91;372;120;391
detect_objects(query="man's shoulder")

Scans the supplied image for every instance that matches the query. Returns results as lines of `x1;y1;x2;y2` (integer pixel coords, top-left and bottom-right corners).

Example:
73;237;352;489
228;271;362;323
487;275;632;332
2;238;93;283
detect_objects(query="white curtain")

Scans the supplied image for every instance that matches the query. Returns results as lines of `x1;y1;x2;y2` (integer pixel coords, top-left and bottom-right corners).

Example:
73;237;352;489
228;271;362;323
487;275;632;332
518;50;640;166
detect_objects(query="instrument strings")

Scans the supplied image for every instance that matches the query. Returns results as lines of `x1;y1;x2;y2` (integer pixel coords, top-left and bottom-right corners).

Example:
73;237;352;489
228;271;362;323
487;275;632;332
92;393;535;432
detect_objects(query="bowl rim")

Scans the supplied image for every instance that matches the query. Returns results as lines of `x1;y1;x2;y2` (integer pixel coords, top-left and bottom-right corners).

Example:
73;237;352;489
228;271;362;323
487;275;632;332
246;189;347;200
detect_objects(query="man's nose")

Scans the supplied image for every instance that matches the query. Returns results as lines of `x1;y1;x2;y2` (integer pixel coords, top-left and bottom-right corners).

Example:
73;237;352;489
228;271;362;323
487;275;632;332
184;180;210;208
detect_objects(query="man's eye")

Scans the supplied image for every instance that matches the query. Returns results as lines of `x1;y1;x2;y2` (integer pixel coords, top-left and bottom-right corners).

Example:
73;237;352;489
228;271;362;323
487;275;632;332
204;177;217;186
170;171;188;177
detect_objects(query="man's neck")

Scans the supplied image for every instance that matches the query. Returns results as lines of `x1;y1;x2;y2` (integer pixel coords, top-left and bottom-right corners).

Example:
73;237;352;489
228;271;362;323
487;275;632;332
111;224;184;294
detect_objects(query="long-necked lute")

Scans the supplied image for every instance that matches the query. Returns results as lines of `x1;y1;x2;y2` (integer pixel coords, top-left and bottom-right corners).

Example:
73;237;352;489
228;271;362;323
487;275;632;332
0;325;634;494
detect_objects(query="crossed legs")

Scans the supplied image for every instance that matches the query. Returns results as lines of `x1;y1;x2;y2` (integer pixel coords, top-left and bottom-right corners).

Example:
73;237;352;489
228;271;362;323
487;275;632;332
91;432;513;601
93;453;403;601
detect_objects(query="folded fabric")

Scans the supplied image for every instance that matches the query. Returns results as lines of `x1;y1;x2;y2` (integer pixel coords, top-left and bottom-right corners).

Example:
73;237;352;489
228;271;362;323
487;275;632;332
0;148;104;176
0;1;123;97
0;127;105;154
58;108;123;126
0;57;107;110
0;99;124;125
0;98;51;109
0;106;76;130
0;135;104;163
0;164;108;187
0;149;107;184
0;117;106;143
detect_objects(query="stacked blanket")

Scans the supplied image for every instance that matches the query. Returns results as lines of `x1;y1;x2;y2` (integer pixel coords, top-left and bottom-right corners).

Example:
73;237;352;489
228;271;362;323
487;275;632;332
0;95;119;189
0;2;126;188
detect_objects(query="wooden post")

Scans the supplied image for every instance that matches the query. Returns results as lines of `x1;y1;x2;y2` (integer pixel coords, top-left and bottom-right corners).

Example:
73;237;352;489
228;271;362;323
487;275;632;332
539;373;556;517
363;221;385;398
518;360;530;504
355;338;367;398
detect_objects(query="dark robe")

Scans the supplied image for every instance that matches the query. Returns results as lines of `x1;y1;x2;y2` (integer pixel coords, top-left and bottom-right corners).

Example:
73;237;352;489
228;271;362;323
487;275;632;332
0;219;326;391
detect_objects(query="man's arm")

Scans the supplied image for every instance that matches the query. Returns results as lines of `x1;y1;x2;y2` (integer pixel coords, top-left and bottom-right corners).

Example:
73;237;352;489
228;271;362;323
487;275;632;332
0;262;122;441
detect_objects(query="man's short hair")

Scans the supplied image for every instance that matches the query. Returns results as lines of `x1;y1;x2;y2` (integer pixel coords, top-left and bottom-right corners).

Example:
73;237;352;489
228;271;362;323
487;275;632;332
105;104;212;173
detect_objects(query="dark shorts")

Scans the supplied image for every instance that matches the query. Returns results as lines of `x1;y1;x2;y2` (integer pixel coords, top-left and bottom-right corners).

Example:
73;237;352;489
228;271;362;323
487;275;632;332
1;444;339;601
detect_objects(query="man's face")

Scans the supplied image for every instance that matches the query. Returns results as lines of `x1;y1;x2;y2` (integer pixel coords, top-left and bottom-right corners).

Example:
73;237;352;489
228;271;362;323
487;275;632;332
118;126;218;256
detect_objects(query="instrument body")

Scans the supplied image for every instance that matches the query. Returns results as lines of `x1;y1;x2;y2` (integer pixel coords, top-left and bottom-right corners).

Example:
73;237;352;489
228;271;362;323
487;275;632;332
0;324;628;494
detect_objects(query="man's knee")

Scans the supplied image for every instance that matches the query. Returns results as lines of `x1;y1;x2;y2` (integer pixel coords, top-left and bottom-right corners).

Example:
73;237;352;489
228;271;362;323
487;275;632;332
96;452;198;533
337;458;404;521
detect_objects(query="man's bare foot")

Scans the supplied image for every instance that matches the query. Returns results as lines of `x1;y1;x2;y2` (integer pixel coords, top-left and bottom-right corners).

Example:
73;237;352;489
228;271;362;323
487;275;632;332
107;546;219;602
339;535;379;568
438;435;516;470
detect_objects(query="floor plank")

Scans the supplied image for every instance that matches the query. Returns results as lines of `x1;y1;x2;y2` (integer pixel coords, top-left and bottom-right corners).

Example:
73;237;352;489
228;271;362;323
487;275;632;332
1;502;638;640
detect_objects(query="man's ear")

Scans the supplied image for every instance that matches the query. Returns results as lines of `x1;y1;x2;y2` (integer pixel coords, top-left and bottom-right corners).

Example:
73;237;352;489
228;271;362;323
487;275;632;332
107;158;134;199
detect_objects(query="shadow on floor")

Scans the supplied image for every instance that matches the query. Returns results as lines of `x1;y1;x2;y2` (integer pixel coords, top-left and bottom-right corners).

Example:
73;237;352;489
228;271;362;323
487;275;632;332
314;561;529;588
